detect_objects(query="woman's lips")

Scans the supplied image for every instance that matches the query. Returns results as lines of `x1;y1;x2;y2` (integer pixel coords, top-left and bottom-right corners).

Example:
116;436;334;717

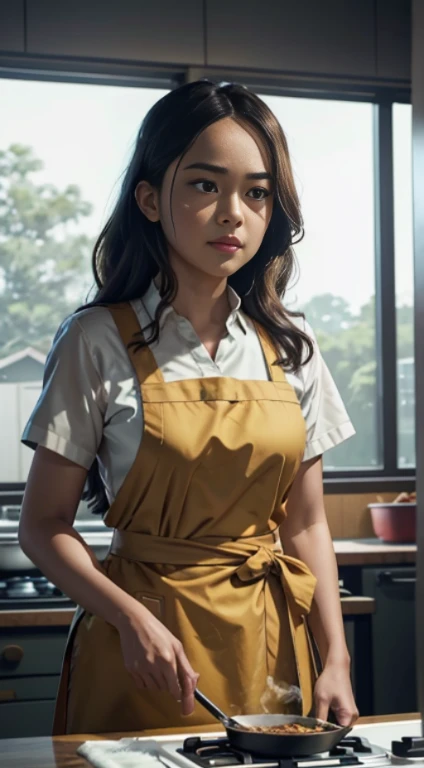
208;242;242;253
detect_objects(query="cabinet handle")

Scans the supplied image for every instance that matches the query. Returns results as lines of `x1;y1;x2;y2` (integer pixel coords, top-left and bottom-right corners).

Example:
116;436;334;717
1;645;24;663
377;572;416;585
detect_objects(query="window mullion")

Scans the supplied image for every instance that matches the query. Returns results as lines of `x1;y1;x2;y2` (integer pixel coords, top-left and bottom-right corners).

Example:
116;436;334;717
373;101;398;474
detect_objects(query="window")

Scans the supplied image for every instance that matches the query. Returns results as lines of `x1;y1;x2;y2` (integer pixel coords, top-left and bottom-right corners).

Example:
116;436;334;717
393;103;415;469
0;75;414;489
259;95;377;470
0;77;169;484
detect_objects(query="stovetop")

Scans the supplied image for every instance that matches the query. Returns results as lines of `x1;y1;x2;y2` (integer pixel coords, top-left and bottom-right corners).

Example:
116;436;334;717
0;575;74;610
159;735;392;768
151;726;424;768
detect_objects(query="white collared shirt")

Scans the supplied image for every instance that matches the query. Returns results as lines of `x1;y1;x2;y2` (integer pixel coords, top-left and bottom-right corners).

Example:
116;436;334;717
22;281;355;502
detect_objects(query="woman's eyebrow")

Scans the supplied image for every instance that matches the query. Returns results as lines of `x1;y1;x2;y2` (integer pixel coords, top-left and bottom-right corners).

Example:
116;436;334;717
183;162;272;181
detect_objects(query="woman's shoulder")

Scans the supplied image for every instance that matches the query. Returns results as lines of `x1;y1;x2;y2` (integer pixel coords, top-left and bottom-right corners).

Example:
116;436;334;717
49;305;134;381
55;305;125;349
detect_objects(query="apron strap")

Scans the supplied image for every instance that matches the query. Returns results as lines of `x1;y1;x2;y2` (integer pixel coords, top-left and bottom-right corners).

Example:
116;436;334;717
107;302;165;386
253;322;287;384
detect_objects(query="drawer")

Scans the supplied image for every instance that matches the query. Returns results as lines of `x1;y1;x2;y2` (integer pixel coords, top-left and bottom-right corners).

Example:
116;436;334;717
0;675;60;701
0;628;67;677
0;699;55;738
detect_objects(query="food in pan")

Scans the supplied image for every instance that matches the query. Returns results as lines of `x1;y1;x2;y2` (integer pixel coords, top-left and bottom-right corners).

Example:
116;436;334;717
239;722;326;734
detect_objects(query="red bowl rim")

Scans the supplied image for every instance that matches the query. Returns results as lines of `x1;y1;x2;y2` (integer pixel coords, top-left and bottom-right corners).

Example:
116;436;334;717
368;503;416;509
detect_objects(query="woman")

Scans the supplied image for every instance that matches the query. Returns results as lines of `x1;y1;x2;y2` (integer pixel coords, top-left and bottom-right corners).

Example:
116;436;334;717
19;80;358;735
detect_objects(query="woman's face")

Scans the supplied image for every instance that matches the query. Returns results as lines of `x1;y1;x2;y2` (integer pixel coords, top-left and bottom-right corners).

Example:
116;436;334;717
137;117;274;282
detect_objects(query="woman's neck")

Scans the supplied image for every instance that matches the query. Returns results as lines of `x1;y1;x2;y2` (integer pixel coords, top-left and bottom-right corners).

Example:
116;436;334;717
156;264;232;337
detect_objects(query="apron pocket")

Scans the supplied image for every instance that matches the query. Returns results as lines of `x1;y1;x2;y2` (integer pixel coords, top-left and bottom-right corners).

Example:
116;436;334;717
134;592;164;620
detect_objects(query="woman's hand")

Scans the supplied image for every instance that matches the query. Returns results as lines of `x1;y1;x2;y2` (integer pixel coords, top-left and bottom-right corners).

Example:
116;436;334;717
313;660;359;726
117;605;199;715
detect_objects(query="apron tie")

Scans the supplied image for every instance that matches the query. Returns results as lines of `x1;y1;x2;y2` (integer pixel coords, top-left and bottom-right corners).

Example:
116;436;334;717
109;528;317;626
235;547;316;618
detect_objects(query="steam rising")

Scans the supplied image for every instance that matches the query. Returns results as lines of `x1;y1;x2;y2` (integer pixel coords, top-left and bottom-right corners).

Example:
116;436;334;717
260;676;302;714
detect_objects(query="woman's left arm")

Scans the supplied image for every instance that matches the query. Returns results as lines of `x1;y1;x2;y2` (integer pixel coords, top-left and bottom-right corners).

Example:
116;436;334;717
280;454;359;726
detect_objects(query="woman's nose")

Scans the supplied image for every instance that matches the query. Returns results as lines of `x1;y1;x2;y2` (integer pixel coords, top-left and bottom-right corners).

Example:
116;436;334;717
216;196;243;227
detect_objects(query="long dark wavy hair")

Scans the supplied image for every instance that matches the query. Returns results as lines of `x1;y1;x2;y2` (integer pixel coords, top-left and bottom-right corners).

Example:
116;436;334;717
80;79;314;515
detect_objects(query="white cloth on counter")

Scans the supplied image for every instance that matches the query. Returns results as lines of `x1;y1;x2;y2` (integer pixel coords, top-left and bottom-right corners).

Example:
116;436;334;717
77;738;177;768
22;280;355;502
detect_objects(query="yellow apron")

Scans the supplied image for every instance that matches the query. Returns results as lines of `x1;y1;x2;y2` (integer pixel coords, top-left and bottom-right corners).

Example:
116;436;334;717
53;302;318;735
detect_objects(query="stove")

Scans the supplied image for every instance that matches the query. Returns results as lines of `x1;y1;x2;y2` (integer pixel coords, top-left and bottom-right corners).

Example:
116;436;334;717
76;720;424;768
150;723;424;768
171;735;389;768
0;575;74;610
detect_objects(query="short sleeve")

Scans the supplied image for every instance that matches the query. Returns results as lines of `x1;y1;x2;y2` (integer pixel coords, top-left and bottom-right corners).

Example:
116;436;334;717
299;320;355;462
21;314;106;469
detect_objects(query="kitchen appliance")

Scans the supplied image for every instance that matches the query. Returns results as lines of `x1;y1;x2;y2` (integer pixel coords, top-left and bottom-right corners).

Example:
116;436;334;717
171;734;389;767
193;688;352;757
105;720;423;768
0;574;75;610
0;503;112;610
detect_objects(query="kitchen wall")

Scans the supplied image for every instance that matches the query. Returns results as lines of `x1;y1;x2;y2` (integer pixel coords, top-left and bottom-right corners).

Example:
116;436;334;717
324;492;394;539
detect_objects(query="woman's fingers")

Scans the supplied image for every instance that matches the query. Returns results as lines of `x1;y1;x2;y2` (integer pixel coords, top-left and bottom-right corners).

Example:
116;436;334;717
333;702;359;726
175;645;199;715
160;657;183;701
315;696;330;723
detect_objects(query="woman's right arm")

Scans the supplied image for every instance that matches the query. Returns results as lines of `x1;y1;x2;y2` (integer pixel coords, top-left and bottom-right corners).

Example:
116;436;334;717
18;445;198;714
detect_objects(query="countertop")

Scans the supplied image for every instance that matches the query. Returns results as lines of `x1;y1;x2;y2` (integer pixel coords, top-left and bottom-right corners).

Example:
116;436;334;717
333;538;416;566
0;714;420;768
0;596;376;628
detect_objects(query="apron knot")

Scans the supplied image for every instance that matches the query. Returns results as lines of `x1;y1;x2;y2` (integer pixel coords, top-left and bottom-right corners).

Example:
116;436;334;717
236;547;275;581
236;546;316;618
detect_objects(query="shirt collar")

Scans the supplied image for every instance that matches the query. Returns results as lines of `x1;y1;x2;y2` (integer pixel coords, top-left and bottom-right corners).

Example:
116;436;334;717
226;285;248;335
142;279;248;335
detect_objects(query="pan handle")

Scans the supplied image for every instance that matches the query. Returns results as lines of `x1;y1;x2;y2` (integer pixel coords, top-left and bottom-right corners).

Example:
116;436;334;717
194;688;236;728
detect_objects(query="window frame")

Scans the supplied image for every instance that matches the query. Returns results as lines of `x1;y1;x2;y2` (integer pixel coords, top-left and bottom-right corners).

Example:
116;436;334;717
0;56;414;500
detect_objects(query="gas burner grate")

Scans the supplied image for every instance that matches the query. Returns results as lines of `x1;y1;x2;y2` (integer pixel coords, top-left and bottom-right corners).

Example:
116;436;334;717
177;736;390;768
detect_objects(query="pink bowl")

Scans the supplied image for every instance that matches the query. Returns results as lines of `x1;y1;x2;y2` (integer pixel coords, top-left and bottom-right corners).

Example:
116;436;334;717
368;503;416;543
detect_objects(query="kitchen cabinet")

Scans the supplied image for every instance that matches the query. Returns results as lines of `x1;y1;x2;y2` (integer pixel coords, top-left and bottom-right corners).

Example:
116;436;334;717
339;563;417;716
376;0;411;81
206;0;376;78
0;0;25;53
362;566;417;715
26;0;204;65
0;701;56;739
0;627;67;738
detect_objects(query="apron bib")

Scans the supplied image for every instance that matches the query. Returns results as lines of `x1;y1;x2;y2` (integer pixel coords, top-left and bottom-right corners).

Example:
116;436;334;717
53;303;318;734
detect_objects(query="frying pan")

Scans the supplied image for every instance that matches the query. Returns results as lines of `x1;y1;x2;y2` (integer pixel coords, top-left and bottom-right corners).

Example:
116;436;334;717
194;689;352;757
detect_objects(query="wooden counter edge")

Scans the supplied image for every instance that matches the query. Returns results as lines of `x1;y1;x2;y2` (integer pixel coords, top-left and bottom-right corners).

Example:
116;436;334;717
335;551;416;566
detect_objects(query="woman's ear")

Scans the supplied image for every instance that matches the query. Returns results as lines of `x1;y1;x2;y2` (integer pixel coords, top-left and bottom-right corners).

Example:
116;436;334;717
135;180;161;222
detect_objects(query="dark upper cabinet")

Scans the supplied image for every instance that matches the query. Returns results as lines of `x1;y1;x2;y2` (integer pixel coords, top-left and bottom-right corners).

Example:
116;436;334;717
206;0;376;78
0;0;25;52
26;0;205;65
376;0;411;81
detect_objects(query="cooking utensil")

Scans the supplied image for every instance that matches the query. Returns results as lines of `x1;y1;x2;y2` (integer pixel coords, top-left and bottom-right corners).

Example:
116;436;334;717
194;689;352;757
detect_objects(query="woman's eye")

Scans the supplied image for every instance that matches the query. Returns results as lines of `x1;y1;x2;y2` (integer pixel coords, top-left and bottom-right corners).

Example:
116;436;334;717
247;187;270;200
191;180;218;193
